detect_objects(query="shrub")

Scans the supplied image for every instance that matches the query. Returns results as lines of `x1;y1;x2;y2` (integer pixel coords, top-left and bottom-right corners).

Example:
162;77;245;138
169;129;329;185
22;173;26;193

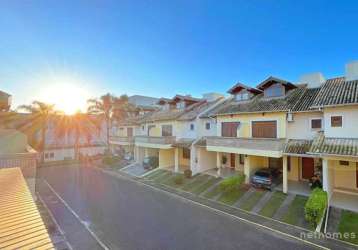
304;188;328;228
219;174;245;192
173;174;184;185
184;169;192;178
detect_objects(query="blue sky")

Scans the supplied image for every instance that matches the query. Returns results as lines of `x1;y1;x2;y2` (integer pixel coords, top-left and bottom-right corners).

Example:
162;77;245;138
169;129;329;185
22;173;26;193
1;0;358;110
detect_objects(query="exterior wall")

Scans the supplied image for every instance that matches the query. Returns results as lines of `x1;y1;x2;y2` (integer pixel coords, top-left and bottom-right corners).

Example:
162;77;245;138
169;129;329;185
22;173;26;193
287;156;300;181
329;159;358;191
0;129;28;154
244;155;268;183
287;112;323;140
176;121;196;139
44;146;105;162
216;112;287;138
323;106;358;138
159;148;174;168
145;148;159;157
195;147;216;173
197;118;217;137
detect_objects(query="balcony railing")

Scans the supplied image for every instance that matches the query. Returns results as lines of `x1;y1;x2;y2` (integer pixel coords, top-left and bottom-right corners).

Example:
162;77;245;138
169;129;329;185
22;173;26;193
109;136;134;144
206;136;285;151
135;135;176;145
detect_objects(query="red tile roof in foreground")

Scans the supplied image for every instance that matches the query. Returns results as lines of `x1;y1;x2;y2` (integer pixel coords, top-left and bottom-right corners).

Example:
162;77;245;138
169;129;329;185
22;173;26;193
0;168;54;250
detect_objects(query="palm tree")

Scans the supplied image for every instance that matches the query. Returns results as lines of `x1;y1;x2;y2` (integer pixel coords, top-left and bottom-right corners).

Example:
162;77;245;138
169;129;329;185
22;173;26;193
54;112;99;160
87;93;113;149
17;101;57;162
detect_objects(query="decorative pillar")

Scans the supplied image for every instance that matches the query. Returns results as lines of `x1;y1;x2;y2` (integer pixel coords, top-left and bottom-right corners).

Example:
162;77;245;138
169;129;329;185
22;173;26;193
322;158;329;194
174;148;179;172
283;156;288;194
216;152;221;176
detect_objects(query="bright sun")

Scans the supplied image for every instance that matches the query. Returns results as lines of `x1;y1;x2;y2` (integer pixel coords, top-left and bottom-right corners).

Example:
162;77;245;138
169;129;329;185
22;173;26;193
39;83;91;115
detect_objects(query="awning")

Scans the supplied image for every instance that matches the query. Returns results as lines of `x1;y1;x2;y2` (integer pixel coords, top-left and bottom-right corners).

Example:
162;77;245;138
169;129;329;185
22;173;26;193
173;138;194;148
283;139;314;157
0;168;54;249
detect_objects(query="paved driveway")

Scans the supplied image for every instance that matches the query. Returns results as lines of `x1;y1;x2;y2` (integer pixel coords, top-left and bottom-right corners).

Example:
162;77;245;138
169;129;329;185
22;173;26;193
37;165;318;250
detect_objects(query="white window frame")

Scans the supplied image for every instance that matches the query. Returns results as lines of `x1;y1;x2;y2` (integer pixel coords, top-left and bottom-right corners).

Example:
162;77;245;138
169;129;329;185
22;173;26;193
309;117;323;131
329;115;344;128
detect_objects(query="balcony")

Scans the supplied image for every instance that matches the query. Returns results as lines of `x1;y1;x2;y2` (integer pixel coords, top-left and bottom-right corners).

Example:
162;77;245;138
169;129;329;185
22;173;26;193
109;136;134;145
135;135;176;148
205;136;285;157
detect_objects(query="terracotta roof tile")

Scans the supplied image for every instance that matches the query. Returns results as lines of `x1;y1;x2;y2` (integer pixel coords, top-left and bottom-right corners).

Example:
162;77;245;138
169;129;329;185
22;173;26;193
312;77;358;107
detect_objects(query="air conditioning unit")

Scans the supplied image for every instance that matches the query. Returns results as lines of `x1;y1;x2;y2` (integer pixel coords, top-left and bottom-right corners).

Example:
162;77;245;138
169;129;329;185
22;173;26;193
287;112;294;122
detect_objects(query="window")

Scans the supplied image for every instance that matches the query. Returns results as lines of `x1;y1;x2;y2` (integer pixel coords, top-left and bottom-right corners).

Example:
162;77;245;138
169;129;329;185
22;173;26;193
176;102;185;109
264;84;284;98
44;153;49;159
205;122;211;130
252;121;277;138
190;124;195;130
142;126;145;131
50;152;54;158
239;154;244;165
183;148;190;159
235;92;249;101
311;119;322;129
340;160;349;166
161;125;173;136
331;116;342;127
221;122;240;137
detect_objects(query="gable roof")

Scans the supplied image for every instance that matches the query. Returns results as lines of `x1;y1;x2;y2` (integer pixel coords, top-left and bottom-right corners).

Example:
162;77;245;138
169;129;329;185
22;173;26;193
256;76;297;90
205;87;306;116
177;98;223;121
227;82;262;95
311;77;358;108
172;94;202;103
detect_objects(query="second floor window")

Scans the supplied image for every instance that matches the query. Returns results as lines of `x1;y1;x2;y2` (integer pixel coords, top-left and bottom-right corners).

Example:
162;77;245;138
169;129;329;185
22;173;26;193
252;121;277;138
161;125;173;136
235;92;249;101
190;124;195;130
264;84;284;98
311;119;322;129
147;125;155;135
205;122;211;130
221;122;240;137
331;116;342;127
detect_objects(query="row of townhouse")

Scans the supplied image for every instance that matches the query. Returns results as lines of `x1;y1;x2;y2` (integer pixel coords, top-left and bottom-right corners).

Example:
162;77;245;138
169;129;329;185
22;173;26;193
110;61;358;212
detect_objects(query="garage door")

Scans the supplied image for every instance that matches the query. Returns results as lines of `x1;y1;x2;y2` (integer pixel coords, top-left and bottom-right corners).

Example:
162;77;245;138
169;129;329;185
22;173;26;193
252;121;277;138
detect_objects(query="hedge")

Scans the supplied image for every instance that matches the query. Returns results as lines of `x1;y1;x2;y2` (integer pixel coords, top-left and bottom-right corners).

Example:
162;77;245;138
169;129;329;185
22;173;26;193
304;188;328;228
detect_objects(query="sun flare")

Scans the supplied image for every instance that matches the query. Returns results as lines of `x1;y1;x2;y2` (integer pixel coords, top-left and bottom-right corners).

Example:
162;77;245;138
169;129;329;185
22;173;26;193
39;82;91;115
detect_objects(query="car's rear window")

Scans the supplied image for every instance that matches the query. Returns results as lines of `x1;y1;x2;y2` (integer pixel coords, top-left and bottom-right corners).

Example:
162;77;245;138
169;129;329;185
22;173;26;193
255;171;270;178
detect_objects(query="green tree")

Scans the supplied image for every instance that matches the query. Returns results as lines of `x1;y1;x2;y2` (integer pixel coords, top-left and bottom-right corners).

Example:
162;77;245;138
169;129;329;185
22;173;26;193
17;101;57;162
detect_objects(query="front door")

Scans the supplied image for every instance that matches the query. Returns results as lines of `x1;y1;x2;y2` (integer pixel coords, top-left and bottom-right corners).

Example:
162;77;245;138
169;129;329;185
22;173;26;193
230;154;235;168
302;157;314;180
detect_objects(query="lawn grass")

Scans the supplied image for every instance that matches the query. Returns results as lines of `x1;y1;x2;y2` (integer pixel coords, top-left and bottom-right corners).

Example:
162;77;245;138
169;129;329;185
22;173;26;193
338;210;358;245
202;183;224;199
281;195;308;226
218;187;246;205
239;190;266;211
152;171;172;182
259;191;287;218
162;173;193;188
190;177;222;195
145;169;166;180
181;174;211;191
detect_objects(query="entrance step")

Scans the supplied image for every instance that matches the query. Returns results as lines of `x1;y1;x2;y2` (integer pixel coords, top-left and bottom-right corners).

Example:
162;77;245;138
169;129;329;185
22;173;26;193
273;193;295;220
233;188;255;208
326;207;342;233
252;191;274;214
